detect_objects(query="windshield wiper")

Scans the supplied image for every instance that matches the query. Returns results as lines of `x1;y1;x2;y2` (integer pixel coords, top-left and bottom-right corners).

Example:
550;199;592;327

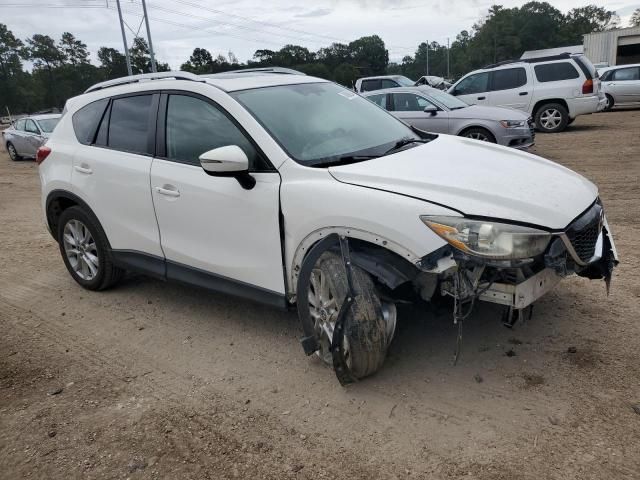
383;137;430;156
310;155;379;168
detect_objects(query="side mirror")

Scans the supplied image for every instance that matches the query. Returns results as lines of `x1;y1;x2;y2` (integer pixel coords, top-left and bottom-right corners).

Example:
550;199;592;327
199;145;256;190
423;105;438;115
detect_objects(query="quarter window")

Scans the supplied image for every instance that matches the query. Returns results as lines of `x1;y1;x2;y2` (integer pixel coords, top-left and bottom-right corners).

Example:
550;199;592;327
165;94;264;169
453;72;490;95
108;95;153;154
72;98;109;145
391;93;432;111
612;67;639;81
25;119;39;134
534;62;580;82
491;67;527;91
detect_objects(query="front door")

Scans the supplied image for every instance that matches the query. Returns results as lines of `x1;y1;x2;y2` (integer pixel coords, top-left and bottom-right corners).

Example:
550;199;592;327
150;92;285;299
389;92;450;133
450;72;492;106
23;119;44;157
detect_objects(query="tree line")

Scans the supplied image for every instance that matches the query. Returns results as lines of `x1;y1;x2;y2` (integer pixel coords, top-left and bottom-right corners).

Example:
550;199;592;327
0;2;632;115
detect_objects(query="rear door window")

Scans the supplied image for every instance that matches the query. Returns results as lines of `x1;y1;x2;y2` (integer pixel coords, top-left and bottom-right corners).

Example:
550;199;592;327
72;98;109;145
611;67;640;81
491;67;527;91
390;93;432;111
534;62;580;82
107;95;153;154
361;79;382;92
368;94;388;109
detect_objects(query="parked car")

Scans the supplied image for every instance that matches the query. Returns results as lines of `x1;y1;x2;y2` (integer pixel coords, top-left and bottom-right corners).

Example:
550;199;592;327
363;86;534;149
354;75;415;93
414;75;452;90
4;114;61;161
447;53;605;133
39;71;618;381
598;64;640;110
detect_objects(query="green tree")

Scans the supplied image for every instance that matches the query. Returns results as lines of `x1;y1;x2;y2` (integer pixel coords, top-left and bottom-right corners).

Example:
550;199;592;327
181;47;214;74
348;35;388;75
98;47;128;79
59;32;89;65
0;23;24;113
563;6;620;44
24;34;65;107
129;37;170;73
631;8;640;27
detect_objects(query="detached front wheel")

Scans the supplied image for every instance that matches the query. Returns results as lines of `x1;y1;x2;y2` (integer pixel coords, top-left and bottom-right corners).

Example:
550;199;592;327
305;252;393;379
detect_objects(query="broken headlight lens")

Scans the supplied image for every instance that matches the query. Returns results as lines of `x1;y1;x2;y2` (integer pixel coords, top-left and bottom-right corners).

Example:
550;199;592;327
421;216;551;260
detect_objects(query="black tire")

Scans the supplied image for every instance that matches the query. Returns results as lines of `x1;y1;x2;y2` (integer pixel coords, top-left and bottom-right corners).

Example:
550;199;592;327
6;142;21;161
57;206;124;291
460;127;496;143
534;103;569;133
604;94;614;112
308;252;388;379
567;118;575;125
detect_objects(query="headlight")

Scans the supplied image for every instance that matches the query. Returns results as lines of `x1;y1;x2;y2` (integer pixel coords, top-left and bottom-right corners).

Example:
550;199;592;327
499;120;526;128
421;216;551;260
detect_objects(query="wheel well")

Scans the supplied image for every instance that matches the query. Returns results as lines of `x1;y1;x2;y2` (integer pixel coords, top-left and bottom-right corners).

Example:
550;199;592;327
46;195;79;241
458;126;496;142
533;98;568;116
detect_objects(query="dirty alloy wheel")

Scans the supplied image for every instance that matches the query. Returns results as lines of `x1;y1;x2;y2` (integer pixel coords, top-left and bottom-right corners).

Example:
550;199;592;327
57;206;124;291
307;252;392;379
604;94;614;112
461;127;496;143
535;103;568;133
7;142;20;161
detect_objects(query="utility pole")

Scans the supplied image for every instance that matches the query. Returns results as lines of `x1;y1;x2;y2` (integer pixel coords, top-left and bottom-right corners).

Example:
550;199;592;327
141;0;157;73
426;40;429;75
447;37;450;79
115;0;133;76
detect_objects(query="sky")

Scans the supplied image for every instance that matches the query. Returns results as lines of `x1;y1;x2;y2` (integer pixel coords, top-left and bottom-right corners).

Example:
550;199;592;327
1;0;639;69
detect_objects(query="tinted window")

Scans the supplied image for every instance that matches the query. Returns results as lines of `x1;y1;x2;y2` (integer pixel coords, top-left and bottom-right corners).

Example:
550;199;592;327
454;72;490;95
381;79;400;89
600;70;613;82
108;95;153;154
391;93;432;111
534;62;580;82
368;94;388;109
72;98;108;145
491;67;527;91
166;94;264;169
25;119;39;134
612;67;639;81
361;79;381;92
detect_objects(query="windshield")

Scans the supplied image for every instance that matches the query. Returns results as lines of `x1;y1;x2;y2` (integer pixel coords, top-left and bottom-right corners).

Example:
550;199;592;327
395;76;415;87
36;118;59;133
232;82;419;166
426;89;469;110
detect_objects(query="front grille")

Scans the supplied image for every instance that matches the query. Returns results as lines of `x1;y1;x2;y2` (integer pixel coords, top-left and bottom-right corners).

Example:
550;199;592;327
566;203;602;262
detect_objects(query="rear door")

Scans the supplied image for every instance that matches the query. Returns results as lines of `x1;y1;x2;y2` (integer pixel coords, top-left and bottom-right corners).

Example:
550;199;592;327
23;119;44;157
9;119;27;154
389;92;450;133
150;91;285;299
450;72;491;106
606;66;640;103
71;94;163;259
489;66;531;111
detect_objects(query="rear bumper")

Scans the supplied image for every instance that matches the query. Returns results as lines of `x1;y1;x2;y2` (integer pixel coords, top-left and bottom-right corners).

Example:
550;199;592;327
568;96;600;117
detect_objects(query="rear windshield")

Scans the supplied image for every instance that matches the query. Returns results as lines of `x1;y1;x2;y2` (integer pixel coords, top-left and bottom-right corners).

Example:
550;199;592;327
37;118;60;133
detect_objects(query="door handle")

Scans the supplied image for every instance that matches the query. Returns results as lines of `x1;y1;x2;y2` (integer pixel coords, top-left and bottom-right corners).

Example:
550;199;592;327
477;96;486;100
519;91;529;96
155;185;180;197
74;164;92;175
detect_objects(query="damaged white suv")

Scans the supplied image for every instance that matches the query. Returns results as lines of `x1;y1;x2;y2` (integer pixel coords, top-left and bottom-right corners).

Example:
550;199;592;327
39;70;618;383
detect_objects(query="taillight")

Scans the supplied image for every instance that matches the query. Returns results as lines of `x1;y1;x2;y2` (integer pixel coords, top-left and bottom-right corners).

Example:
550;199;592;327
36;146;51;165
582;78;593;94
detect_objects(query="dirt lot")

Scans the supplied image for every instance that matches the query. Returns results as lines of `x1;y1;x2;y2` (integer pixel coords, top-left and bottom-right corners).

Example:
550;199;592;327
1;110;639;480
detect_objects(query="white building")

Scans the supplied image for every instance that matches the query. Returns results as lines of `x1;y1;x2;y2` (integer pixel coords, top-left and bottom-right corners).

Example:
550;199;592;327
583;26;640;67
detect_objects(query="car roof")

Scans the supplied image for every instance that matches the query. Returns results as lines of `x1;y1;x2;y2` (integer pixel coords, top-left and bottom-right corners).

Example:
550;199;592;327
599;63;640;73
202;73;328;92
362;86;437;96
29;114;61;121
358;75;406;81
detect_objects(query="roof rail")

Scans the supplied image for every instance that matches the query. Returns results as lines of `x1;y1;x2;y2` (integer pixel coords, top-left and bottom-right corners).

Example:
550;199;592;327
84;71;205;93
205;67;306;77
481;53;573;70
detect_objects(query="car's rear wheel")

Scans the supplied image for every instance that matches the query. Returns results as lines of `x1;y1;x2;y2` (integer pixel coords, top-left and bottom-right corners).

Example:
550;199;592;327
306;252;391;379
604;94;614;112
6;142;20;161
460;127;496;143
535;103;569;133
57;206;124;291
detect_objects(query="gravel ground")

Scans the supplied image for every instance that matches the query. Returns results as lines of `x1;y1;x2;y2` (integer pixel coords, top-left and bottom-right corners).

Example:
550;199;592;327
1;109;639;479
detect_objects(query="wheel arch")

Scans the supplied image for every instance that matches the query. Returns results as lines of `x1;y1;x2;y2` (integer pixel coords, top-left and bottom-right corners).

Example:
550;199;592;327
45;190;108;245
457;124;497;142
532;98;568;116
289;226;421;297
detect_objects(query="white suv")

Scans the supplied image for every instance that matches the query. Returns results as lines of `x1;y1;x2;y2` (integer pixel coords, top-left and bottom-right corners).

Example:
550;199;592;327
39;70;617;382
448;54;605;133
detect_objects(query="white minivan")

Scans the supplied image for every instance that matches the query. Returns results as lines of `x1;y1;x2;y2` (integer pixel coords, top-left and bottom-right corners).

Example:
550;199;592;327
448;54;605;133
38;70;617;383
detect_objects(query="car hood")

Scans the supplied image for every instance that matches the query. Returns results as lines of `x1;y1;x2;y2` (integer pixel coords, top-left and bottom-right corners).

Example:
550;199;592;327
328;135;597;230
449;105;530;121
